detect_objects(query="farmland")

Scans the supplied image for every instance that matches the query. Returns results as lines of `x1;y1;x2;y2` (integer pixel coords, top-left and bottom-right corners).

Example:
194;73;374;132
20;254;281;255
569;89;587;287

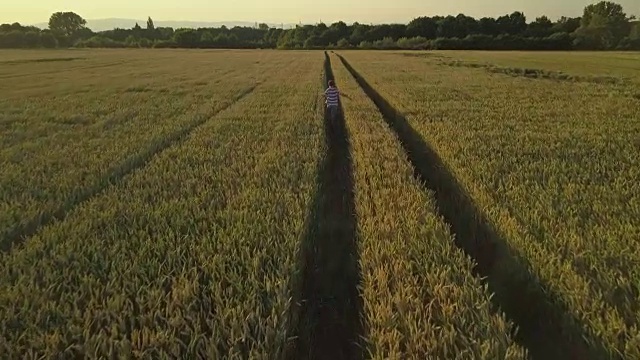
1;49;638;359
337;50;640;359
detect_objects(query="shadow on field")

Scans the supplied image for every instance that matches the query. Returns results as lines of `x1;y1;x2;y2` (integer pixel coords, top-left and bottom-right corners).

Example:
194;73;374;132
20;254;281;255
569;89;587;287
336;53;613;360
288;52;363;360
0;86;257;254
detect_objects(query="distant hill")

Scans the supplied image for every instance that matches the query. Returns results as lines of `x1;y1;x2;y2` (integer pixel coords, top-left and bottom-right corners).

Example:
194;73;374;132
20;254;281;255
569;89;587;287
34;18;296;31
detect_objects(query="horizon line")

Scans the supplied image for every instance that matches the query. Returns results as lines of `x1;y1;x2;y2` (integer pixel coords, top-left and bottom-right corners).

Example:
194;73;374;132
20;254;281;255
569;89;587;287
12;9;640;29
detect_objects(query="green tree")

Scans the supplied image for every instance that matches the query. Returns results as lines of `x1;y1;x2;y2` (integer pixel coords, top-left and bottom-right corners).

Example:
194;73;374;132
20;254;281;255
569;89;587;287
146;17;155;30
577;1;631;47
125;35;139;47
139;37;151;47
506;12;527;34
551;16;582;33
406;17;438;39
48;12;87;40
630;22;640;39
581;1;628;27
200;31;215;47
173;28;199;47
23;31;40;47
304;35;321;49
527;16;553;37
336;38;351;48
39;31;58;48
478;17;498;36
4;31;25;47
437;16;458;38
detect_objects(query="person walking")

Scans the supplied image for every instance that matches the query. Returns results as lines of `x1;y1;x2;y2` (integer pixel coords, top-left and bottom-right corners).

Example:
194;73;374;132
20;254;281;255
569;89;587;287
324;80;340;121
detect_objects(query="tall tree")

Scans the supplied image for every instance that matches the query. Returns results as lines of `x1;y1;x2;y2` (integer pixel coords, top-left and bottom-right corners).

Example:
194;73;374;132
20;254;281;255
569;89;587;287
48;12;86;38
330;21;349;40
146;17;155;30
581;1;630;39
527;16;553;37
581;1;627;26
551;16;582;33
406;17;438;39
349;23;370;45
437;16;458;38
478;17;498;36
455;14;479;37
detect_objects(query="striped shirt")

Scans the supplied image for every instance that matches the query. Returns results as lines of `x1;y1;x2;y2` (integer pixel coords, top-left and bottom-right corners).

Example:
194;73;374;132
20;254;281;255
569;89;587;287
325;86;339;106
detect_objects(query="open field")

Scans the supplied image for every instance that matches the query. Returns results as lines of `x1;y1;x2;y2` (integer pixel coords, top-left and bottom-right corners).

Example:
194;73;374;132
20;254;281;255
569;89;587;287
337;50;639;358
1;49;638;359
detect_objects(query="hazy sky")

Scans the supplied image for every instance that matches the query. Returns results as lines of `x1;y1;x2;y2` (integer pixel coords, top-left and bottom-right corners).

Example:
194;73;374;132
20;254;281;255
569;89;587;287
3;0;639;25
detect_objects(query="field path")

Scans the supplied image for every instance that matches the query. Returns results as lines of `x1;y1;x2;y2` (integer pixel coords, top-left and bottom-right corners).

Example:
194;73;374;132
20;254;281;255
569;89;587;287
290;52;363;360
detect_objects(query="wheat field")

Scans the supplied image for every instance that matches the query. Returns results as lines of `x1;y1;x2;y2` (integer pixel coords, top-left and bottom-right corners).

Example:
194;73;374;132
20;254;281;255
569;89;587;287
1;49;638;359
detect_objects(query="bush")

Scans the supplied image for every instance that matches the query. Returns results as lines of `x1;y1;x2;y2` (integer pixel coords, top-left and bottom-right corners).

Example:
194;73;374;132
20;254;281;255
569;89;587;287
40;32;58;48
358;40;374;49
125;35;139;48
23;31;40;47
616;36;640;50
76;35;125;48
397;36;429;49
303;35;321;49
545;32;573;50
372;37;398;49
38;32;58;48
460;34;494;50
153;40;177;48
336;38;351;49
138;38;151;48
2;30;26;48
432;37;463;50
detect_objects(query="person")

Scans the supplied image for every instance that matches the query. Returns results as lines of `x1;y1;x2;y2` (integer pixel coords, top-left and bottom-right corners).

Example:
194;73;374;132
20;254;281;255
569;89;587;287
324;80;340;120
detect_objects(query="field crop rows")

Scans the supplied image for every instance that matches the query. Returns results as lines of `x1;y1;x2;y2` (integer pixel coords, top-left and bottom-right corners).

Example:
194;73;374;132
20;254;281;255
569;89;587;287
1;48;638;359
337;50;640;359
330;53;525;359
0;51;278;252
0;51;326;357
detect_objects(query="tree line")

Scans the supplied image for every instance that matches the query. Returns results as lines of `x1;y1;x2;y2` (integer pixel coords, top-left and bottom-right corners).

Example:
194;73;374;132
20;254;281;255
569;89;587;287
1;1;639;51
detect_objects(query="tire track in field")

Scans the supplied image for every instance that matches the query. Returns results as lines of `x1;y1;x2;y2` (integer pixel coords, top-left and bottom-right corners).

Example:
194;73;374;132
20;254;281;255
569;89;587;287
336;52;612;360
288;52;363;360
0;85;258;254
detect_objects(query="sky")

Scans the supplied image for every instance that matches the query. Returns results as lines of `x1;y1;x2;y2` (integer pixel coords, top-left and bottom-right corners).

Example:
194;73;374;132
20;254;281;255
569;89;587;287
2;0;639;26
